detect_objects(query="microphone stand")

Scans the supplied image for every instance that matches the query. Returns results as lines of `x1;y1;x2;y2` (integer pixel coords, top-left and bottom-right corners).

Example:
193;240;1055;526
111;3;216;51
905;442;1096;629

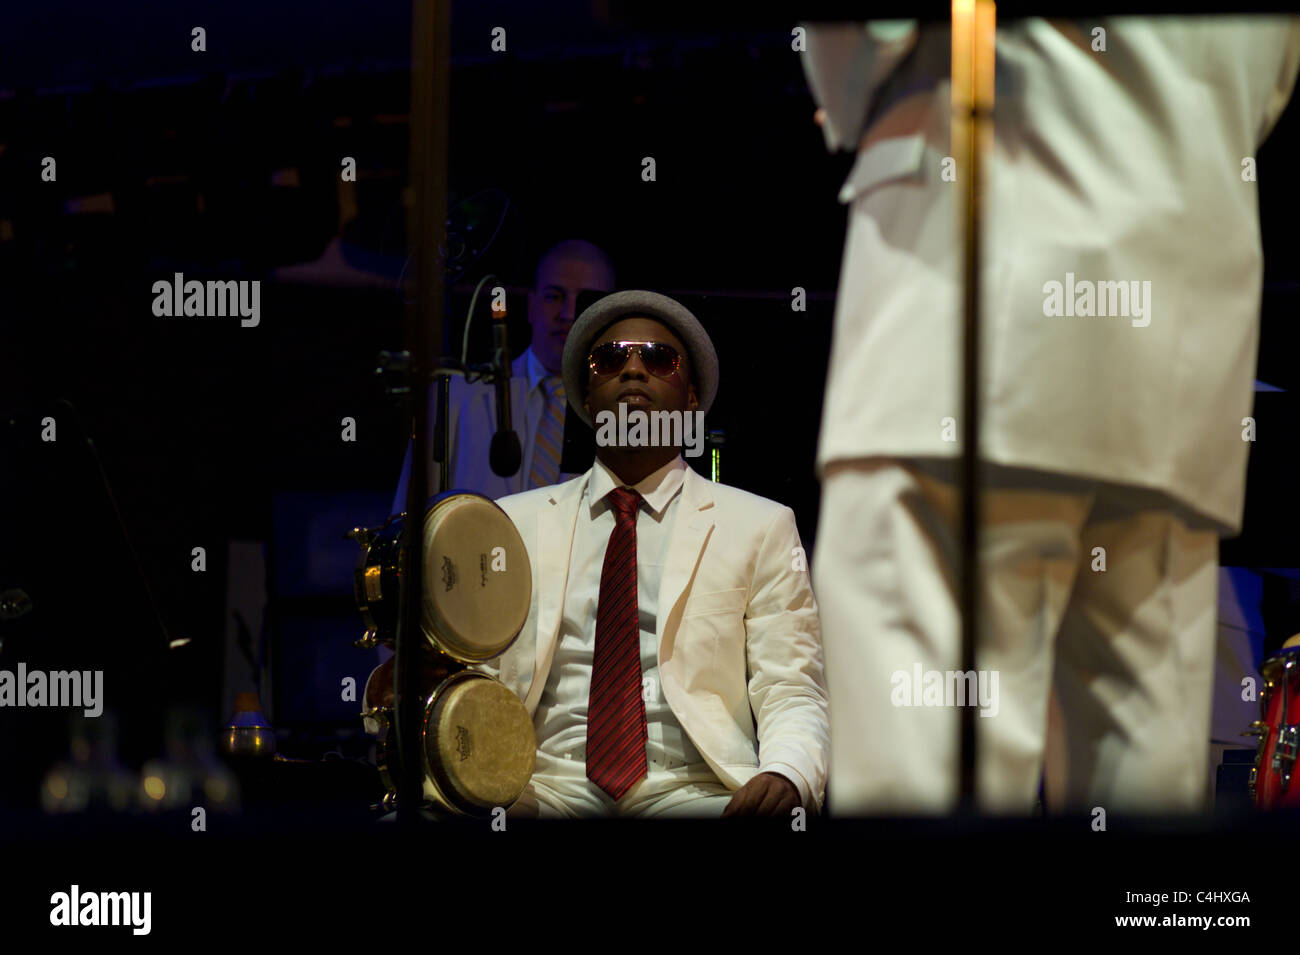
436;368;450;495
396;0;451;826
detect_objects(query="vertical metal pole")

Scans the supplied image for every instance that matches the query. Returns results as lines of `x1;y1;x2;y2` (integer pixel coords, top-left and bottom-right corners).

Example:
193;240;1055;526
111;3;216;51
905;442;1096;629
951;0;995;811
397;0;450;825
438;374;450;494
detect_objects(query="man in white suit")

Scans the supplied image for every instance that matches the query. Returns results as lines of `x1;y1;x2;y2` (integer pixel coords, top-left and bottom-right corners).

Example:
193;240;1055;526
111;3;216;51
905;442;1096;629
800;17;1300;814
484;290;829;817
390;238;615;511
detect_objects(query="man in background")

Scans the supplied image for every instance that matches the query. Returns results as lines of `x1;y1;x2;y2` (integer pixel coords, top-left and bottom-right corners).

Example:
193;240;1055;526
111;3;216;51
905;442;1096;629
391;238;615;510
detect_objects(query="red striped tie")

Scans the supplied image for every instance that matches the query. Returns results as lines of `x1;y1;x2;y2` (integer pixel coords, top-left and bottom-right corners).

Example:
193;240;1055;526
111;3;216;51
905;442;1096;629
586;486;648;800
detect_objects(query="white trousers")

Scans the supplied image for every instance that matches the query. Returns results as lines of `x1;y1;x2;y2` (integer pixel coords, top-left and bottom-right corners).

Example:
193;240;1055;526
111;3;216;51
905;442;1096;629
813;457;1219;815
506;751;733;819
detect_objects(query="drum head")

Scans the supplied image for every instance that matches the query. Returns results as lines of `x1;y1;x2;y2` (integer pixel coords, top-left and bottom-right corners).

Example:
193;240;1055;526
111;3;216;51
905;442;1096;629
421;493;532;663
424;673;536;814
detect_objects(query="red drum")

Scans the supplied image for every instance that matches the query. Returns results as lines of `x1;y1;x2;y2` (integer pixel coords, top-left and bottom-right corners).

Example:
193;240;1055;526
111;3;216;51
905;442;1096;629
1247;646;1300;808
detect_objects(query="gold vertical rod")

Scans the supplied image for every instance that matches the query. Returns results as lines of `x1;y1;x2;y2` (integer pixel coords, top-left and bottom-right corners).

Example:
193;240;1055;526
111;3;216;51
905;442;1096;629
951;0;995;811
396;0;451;825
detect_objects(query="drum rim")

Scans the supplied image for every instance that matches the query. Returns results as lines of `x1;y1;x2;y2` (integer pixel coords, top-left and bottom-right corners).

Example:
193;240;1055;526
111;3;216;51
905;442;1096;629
352;512;406;642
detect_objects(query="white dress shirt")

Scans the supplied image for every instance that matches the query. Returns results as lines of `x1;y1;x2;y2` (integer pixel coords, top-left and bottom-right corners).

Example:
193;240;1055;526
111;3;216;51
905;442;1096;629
530;454;724;808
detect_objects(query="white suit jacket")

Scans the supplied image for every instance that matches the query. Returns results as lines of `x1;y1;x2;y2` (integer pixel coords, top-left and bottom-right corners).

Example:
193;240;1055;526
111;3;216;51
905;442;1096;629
801;17;1300;535
391;348;581;512
483;465;831;809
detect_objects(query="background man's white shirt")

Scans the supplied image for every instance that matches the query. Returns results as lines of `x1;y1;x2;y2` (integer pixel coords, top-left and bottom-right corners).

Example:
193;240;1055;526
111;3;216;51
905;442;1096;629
391;346;582;511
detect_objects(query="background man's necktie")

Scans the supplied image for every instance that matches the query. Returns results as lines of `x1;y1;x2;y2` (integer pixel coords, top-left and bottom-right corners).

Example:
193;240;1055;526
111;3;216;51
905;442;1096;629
586;486;648;800
527;376;565;489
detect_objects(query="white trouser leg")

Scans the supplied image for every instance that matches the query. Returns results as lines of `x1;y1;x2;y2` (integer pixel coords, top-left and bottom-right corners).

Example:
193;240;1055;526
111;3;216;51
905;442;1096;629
815;457;1092;814
1048;496;1218;813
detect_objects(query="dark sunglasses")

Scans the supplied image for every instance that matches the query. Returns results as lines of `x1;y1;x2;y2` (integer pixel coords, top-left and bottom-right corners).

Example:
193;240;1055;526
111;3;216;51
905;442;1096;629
587;340;683;380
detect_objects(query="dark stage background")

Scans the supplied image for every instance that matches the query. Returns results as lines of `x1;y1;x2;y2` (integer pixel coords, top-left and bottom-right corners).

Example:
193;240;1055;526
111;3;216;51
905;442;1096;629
4;4;1300;938
1;2;857;786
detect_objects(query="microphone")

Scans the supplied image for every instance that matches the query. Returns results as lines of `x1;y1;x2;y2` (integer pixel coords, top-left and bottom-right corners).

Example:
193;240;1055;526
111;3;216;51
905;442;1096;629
488;300;522;476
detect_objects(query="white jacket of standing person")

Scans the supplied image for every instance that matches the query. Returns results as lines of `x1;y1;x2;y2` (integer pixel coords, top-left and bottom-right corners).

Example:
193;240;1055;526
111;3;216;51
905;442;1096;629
801;16;1300;535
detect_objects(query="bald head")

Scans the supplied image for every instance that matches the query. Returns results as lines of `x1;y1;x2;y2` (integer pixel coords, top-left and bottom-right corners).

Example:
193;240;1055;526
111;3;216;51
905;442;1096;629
527;239;616;375
533;239;615;292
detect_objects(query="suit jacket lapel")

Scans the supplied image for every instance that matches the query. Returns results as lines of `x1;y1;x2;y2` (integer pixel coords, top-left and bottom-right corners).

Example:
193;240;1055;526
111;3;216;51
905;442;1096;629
524;471;588;711
656;467;716;663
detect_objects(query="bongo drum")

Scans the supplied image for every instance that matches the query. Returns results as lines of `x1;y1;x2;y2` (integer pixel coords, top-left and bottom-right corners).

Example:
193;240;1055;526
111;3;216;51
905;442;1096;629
348;491;532;663
368;671;536;816
348;491;536;814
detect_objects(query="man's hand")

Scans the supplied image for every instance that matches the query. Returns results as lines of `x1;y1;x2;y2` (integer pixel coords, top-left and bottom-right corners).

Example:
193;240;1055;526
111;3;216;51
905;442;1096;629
720;771;801;818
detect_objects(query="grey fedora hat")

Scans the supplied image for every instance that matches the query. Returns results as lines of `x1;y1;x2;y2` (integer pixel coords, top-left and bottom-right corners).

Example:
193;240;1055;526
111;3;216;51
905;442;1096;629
561;289;719;427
